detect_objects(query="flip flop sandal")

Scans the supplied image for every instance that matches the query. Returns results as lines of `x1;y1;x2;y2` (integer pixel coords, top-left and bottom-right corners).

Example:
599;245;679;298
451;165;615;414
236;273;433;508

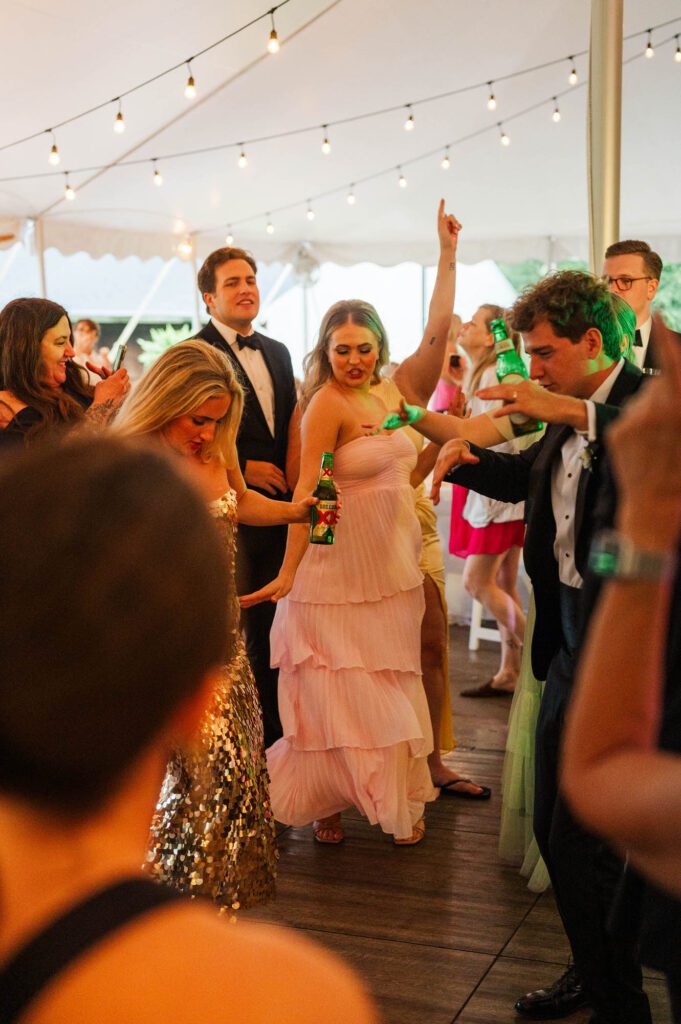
461;679;514;698
438;778;492;800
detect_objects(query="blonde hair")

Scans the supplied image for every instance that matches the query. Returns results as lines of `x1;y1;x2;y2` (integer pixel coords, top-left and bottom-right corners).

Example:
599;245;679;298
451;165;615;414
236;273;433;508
117;340;243;467
300;299;389;411
467;305;521;396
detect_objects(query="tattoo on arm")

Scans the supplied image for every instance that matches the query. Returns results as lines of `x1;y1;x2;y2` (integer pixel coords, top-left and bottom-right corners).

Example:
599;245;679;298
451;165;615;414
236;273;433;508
449;261;456;271
86;399;116;428
428;335;436;346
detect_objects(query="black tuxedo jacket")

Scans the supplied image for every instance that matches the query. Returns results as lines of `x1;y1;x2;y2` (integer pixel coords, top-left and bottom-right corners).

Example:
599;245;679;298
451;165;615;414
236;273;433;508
449;360;644;681
642;320;681;372
195;320;297;495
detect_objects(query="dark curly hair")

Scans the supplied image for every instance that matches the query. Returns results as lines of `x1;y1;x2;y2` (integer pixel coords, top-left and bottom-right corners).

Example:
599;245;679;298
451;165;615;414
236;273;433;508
508;271;626;360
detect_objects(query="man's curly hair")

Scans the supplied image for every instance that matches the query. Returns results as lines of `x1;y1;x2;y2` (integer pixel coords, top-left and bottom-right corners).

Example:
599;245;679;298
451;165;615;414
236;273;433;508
508;270;625;360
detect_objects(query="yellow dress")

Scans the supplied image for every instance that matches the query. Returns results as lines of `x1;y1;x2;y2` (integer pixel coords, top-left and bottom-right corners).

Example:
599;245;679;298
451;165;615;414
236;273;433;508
147;490;278;911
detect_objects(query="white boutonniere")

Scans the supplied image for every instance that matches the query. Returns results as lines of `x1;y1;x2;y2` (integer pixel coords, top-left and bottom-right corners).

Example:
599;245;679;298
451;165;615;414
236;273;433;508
579;441;596;472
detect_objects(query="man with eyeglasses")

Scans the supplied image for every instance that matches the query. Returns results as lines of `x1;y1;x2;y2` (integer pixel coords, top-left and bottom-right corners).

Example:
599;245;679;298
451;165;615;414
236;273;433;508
603;240;681;372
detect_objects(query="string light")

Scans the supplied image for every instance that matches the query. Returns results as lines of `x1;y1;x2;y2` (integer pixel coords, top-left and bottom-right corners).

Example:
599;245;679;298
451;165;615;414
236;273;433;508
306;202;315;221
499;124;510;146
552;98;561;123
346;186;356;205
226;228;234;245
675;35;681;62
238;148;248;168
398;167;407;188
645;30;654;58
266;216;274;234
267;10;280;54
568;58;578;85
64;174;75;201
321;126;331;155
152;160;163;186
113;99;125;134
48;132;60;166
441;148;451;169
184;62;197;99
403;105;415;131
486;83;497;111
177;237;193;257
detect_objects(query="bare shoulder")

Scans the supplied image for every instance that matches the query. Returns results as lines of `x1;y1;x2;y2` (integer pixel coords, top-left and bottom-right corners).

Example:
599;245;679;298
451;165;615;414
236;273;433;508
304;383;346;418
34;903;377;1024
0;391;27;427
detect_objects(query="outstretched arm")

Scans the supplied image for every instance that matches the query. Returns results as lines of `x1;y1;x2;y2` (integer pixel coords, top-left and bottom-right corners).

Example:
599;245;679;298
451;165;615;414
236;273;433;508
562;324;681;896
392;200;460;406
228;461;316;526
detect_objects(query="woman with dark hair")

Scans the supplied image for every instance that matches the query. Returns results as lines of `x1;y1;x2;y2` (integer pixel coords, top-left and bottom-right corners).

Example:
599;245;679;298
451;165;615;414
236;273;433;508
0;297;129;448
117;339;315;910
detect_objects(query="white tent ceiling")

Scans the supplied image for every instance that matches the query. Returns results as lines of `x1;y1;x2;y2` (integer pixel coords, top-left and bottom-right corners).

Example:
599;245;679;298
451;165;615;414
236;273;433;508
2;0;680;267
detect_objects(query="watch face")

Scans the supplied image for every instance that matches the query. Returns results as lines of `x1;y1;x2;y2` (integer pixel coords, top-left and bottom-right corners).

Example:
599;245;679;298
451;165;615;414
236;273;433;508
589;536;619;576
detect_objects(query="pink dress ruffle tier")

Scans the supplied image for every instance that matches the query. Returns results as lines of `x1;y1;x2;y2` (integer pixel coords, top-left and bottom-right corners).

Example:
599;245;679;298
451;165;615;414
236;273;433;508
267;432;437;840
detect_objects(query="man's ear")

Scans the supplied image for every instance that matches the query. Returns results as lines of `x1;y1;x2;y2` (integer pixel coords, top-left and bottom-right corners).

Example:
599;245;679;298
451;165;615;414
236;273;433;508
584;326;604;357
203;292;215;315
648;278;659;303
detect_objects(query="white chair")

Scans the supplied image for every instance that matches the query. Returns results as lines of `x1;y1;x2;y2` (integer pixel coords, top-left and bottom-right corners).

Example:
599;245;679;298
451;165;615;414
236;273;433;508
468;599;502;651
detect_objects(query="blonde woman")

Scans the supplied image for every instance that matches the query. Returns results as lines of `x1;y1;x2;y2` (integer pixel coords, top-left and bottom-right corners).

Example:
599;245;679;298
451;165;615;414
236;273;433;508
117;340;315;910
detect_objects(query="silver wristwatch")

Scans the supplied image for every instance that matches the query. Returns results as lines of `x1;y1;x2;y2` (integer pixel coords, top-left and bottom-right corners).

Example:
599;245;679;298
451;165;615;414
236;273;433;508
589;529;676;582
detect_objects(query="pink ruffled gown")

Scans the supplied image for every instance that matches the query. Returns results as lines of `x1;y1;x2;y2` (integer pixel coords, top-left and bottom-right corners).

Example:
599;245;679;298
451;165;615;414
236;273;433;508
267;431;437;840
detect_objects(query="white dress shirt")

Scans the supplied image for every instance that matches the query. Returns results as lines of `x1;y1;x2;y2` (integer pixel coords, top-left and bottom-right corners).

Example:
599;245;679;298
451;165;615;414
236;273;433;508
210;317;275;435
551;360;625;588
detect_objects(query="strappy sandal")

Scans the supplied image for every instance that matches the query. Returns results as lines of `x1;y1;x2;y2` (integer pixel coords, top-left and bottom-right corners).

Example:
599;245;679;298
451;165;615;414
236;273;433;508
393;818;425;846
313;814;344;844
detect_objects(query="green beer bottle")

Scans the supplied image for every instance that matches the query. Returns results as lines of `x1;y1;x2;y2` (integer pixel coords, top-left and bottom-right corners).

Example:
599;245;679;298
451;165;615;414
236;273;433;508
310;451;338;545
490;317;543;437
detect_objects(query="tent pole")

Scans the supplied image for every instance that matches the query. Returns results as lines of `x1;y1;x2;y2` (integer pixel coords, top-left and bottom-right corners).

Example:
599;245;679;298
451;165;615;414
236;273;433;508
587;0;623;273
35;218;47;298
191;247;202;333
114;257;177;348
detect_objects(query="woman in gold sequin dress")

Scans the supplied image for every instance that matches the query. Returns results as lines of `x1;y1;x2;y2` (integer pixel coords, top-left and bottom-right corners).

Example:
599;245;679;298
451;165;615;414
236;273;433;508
117;340;316;910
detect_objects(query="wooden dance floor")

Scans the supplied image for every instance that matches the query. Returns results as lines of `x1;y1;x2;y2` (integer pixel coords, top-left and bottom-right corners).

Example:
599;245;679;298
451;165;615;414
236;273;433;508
244;626;672;1023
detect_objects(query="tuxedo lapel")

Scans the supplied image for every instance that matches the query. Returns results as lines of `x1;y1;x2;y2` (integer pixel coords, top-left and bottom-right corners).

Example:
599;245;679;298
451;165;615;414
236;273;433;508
198;322;272;438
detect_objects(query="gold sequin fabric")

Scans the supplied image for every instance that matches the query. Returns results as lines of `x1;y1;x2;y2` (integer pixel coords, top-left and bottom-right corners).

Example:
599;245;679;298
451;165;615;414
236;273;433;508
147;491;278;910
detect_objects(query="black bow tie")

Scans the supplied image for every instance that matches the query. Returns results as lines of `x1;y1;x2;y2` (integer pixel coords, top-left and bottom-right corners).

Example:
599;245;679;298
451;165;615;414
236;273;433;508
634;329;643;347
236;333;260;351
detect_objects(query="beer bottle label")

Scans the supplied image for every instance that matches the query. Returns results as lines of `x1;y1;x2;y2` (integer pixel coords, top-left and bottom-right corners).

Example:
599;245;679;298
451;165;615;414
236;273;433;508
499;371;532;426
493;337;514;355
311;500;337;540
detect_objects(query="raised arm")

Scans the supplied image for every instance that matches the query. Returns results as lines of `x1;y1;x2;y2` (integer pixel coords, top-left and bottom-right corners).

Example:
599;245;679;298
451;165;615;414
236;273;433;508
392;200;460;406
239;391;342;607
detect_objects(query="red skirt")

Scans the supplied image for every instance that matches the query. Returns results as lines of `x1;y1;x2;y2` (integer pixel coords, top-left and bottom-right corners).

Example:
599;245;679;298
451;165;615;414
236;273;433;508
449;485;525;558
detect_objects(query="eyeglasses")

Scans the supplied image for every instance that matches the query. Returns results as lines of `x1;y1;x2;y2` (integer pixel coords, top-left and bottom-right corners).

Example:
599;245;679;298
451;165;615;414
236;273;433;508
602;275;653;291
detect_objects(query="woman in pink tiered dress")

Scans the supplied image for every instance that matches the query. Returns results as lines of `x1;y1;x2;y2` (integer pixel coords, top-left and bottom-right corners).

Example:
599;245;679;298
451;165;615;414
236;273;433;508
241;300;437;845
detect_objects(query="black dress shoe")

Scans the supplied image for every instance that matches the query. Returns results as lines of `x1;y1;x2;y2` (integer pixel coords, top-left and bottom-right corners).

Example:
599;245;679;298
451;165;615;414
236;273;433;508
514;964;589;1019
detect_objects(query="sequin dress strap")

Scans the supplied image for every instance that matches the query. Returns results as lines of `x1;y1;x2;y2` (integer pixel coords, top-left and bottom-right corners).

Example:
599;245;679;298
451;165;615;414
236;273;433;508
0;879;183;1023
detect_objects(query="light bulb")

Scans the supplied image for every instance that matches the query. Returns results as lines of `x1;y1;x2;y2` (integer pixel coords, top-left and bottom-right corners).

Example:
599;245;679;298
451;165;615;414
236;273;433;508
266;219;274;235
321;129;331;155
306;206;315;221
184;72;197;99
441;150;451;170
48;142;60;166
178;238;193;257
64;179;75;201
500;129;510;147
486;84;496;111
398;170;407;188
552;101;561;123
346;188;356;205
645;32;654;58
114;108;125;134
238;150;248;169
404;106;415;131
226;232;234;246
153;163;163;186
267;29;280;54
568;60;578;85
675;42;681;63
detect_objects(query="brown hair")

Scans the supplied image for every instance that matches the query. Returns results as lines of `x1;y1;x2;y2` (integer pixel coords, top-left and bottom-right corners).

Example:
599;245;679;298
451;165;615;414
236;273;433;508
0;437;232;817
197;247;258;313
604;239;663;281
0;298;92;442
74;318;101;339
300;299;389;411
467;304;521;395
509;271;626;360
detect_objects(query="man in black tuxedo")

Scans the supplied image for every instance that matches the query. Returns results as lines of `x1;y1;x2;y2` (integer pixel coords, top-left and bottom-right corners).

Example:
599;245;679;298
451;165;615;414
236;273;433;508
432;272;650;1023
603;239;681;372
196;247;297;747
